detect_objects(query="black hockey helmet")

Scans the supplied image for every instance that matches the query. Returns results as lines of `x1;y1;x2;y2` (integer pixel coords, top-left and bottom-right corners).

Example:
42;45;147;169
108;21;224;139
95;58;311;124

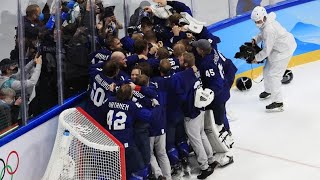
281;69;293;84
236;77;252;91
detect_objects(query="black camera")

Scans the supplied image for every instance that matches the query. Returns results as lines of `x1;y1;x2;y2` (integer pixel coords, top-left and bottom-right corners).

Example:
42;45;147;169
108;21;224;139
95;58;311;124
234;42;262;64
154;24;169;42
127;25;141;36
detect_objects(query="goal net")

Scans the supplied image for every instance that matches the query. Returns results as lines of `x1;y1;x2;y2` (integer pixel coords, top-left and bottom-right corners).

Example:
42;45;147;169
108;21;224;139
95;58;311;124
42;107;126;180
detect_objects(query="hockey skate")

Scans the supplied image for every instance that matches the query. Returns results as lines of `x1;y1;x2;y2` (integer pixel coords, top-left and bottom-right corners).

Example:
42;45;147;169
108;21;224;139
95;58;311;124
171;164;182;177
196;167;213;179
218;127;234;149
209;161;219;170
212;153;234;168
181;157;191;176
227;131;234;148
148;173;157;180
157;175;166;180
259;91;271;100
219;155;234;168
266;102;284;112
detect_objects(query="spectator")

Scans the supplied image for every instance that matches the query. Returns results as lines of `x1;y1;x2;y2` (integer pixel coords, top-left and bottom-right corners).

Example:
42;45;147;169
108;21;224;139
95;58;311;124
102;6;123;38
129;1;152;27
24;4;42;40
0;88;22;128
0;57;42;103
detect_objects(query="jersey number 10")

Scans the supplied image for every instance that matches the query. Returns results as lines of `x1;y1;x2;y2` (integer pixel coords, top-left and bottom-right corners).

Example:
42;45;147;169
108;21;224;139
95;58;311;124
90;82;106;107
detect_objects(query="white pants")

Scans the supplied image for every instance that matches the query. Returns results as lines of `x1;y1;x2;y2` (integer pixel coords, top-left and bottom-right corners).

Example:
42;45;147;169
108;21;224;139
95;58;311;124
185;111;214;170
150;134;172;180
263;56;291;103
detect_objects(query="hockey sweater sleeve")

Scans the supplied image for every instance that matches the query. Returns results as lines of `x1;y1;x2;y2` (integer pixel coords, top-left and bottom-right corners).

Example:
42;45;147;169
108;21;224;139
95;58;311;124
172;32;187;45
126;54;140;67
11;63;42;91
135;103;152;123
172;73;187;102
139;86;158;99
11;60;35;80
88;62;104;78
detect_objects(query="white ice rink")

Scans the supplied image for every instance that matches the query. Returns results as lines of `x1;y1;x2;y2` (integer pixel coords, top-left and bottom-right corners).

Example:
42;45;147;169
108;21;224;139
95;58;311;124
183;60;320;180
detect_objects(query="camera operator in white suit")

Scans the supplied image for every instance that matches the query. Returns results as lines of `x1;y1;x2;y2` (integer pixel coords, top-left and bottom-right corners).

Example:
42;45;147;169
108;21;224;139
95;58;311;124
250;6;297;111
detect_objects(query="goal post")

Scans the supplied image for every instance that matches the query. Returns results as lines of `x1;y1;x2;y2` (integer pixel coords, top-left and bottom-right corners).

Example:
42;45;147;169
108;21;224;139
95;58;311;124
42;107;126;180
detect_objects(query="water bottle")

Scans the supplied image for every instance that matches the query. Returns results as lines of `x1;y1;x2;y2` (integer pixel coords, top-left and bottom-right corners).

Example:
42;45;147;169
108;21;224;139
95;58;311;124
61;130;70;149
66;0;76;9
45;15;55;30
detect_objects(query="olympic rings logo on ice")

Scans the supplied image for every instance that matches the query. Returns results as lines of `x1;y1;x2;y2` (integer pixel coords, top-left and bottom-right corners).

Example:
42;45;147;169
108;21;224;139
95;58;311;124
0;151;19;180
68;122;93;135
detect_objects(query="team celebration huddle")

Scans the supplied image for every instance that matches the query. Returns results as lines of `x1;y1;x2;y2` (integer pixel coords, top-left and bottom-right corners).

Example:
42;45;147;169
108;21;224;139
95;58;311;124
76;0;295;179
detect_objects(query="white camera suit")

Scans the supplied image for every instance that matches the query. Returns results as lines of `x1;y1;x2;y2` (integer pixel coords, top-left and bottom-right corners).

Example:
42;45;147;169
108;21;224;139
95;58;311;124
254;12;297;103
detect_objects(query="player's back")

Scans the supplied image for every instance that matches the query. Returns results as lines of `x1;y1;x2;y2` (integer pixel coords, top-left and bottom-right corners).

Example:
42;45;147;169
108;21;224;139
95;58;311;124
88;48;111;65
85;63;119;124
198;50;230;105
149;76;175;136
173;68;201;119
106;97;152;147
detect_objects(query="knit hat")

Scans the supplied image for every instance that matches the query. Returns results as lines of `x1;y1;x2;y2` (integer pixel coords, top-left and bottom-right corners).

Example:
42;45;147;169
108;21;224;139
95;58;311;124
192;39;211;50
0;58;18;71
104;6;115;18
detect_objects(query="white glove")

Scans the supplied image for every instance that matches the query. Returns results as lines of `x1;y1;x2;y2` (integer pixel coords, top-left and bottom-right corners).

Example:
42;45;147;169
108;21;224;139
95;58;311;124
194;87;214;108
152;99;160;107
150;4;173;19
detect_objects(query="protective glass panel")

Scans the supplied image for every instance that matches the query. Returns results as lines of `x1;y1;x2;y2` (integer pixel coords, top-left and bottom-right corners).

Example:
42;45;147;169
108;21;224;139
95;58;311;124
0;0;22;137
19;0;59;121
62;0;95;99
62;0;126;99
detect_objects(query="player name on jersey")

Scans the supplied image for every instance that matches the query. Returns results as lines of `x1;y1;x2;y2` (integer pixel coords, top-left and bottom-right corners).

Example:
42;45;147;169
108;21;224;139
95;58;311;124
132;90;145;99
95;53;109;61
108;101;130;111
95;74;113;90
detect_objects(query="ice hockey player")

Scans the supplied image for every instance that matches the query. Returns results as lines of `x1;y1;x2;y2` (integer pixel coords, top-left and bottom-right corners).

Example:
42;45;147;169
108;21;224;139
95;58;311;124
172;52;215;179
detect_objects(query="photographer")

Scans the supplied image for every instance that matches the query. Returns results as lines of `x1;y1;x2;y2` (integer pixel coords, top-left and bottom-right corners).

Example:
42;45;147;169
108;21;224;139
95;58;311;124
250;6;297;111
101;6;123;38
0;57;42;101
129;1;152;27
